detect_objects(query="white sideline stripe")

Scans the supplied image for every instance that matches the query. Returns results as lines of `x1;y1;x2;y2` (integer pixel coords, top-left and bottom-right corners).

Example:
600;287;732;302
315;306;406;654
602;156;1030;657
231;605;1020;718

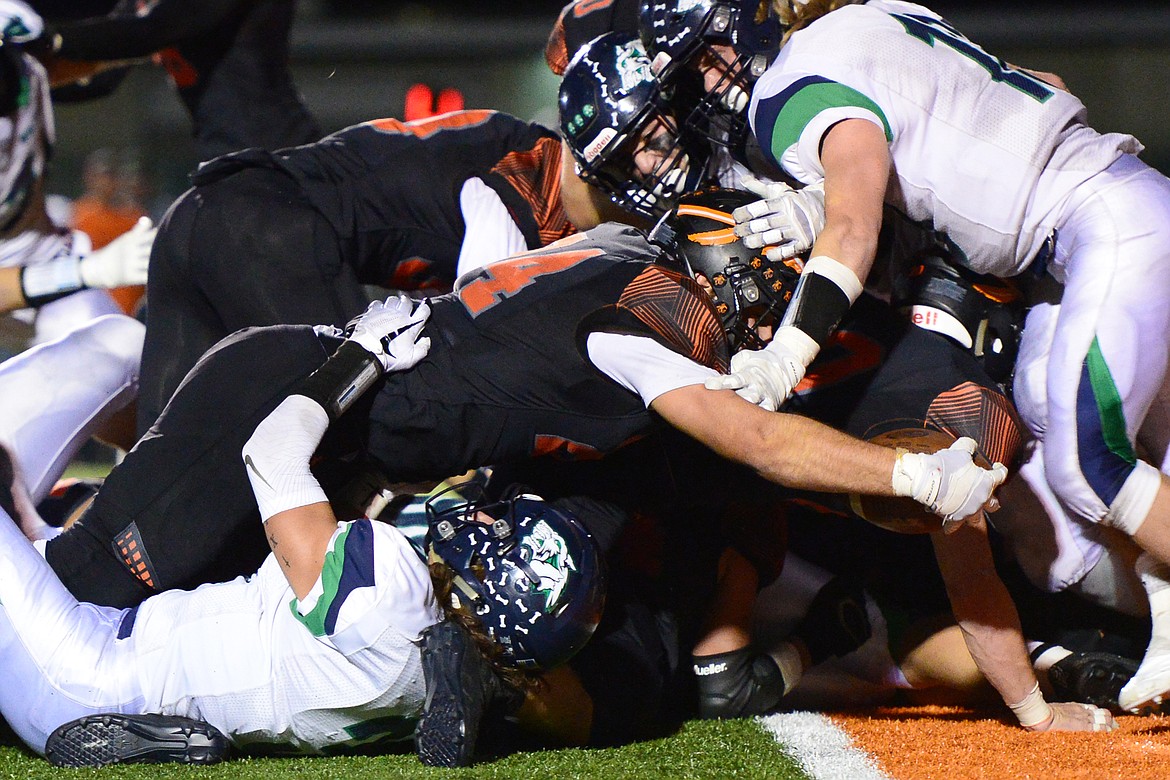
758;712;892;780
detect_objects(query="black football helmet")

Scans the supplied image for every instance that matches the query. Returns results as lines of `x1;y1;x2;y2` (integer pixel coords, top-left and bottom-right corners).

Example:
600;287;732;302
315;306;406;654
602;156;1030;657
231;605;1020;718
891;253;1026;388
650;187;802;351
559;31;709;219
638;0;781;151
426;486;606;671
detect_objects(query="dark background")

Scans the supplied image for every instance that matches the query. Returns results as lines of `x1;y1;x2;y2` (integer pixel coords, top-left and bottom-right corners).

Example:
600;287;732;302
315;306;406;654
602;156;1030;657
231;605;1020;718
31;1;1170;215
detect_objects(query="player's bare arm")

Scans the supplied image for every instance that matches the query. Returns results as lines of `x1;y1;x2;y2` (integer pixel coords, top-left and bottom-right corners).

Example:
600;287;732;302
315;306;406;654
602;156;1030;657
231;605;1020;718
652;383;900;495
933;523;1117;732
812;118;889;286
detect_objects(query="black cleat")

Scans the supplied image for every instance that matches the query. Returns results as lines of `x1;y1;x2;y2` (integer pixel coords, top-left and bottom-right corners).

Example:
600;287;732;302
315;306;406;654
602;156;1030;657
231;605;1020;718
415;620;514;768
1049;651;1140;713
45;713;230;767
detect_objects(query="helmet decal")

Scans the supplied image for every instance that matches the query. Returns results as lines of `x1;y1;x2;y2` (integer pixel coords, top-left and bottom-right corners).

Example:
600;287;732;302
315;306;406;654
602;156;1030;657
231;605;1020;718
581;126;617;162
515;519;578;611
688;227;737;245
615;39;654;92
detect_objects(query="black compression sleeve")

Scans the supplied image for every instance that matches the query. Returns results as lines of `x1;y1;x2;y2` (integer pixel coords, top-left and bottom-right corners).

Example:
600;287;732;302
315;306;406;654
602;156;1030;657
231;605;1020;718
778;270;853;347
296;341;382;423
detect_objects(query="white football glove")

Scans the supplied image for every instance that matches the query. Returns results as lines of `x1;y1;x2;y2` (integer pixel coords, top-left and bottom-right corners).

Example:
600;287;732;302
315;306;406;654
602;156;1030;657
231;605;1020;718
347;293;432;373
890;436;1009;531
78;216;155;289
732;175;825;261
704;326;819;411
0;0;43;43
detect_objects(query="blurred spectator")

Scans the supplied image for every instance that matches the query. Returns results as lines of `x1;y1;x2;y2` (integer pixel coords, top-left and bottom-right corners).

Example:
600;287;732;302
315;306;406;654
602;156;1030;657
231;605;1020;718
69;148;149;316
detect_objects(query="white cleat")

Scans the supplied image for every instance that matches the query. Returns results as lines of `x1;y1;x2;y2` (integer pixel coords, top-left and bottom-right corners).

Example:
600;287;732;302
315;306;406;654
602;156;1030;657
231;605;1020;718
1120;554;1170;713
1118;649;1170;713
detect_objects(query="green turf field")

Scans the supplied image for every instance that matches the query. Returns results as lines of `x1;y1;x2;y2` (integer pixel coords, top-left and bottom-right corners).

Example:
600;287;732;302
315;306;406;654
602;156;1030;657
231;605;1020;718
0;719;809;779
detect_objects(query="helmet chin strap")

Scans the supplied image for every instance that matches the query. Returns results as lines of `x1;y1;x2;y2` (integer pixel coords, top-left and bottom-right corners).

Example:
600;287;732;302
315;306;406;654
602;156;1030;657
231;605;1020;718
427;546;484;611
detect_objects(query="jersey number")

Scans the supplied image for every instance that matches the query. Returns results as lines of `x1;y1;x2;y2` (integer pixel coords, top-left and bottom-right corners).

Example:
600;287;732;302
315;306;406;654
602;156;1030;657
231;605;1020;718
459;247;603;316
894;14;1054;103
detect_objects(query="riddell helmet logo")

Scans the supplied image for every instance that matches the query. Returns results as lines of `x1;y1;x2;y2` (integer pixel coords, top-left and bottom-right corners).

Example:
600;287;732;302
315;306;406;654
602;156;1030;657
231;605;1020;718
583;127;617;162
694;661;728;676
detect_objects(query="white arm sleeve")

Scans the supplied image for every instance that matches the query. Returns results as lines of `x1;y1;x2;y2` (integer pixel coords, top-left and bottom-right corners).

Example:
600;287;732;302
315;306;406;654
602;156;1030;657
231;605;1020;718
586;331;719;408
456;177;528;277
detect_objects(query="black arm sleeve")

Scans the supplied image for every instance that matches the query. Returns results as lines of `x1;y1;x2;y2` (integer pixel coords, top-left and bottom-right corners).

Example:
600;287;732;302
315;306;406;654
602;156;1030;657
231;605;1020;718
55;0;247;60
296;341;382;423
779;270;854;347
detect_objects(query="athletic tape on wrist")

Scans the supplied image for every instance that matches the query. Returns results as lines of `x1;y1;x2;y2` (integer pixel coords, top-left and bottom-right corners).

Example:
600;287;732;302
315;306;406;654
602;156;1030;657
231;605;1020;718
297;341;382;422
768;641;804;696
779;255;862;346
1008;682;1053;728
890;448;915;498
20;258;85;307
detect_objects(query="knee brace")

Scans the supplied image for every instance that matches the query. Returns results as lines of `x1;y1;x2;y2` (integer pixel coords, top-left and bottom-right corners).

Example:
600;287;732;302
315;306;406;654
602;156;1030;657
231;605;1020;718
693;647;789;719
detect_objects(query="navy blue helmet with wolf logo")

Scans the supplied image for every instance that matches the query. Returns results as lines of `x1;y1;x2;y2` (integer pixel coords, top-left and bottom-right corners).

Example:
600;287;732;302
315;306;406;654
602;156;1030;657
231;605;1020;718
426;487;606;670
559;31;709;219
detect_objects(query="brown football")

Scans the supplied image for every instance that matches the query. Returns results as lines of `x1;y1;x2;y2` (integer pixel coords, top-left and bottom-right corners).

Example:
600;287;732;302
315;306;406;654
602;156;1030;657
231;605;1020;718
849;428;990;535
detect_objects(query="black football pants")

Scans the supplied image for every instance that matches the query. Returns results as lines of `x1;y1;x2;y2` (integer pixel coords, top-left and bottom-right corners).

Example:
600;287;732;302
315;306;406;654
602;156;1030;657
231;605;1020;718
46;324;339;608
137;167;369;435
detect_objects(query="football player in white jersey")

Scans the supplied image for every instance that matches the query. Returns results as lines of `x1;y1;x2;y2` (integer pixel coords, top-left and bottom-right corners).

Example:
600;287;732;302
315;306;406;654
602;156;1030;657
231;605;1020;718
646;0;1170;716
0;1;155;345
561;23;1131;732
0;298;604;767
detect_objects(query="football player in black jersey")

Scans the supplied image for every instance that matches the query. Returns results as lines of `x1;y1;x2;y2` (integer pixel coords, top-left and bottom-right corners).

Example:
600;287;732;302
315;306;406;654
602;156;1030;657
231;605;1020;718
46;212;1002;609
31;0;320;162
136;109;580;435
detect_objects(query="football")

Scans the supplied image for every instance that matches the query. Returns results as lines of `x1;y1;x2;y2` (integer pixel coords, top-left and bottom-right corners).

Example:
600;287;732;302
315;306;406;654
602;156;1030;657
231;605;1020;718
849;427;989;535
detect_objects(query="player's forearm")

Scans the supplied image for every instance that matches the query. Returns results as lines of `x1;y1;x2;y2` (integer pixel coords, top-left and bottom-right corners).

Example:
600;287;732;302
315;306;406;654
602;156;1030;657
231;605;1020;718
0;267;29;313
653;384;899;495
933;527;1040;712
750;413;898;494
811;118;888;287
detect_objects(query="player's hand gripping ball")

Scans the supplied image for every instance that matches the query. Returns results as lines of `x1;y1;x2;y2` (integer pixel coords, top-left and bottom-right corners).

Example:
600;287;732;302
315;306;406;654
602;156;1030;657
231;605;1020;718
852;428;994;534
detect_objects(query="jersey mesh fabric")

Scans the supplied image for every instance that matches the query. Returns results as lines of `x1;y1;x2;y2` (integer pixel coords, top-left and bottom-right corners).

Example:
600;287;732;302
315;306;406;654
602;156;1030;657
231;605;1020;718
128;522;439;753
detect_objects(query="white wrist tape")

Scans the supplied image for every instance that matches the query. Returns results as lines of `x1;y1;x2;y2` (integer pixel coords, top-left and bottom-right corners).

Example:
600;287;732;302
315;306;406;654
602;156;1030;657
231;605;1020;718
242;395;330;522
1008;682;1053;728
20;257;84;305
890;448;921;500
803;255;864;304
768;642;805;697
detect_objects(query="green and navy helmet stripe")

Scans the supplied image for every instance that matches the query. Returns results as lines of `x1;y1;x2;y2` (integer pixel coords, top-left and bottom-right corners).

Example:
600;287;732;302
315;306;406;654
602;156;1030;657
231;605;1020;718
753;75;892;172
1075;337;1136;505
293;518;377;637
